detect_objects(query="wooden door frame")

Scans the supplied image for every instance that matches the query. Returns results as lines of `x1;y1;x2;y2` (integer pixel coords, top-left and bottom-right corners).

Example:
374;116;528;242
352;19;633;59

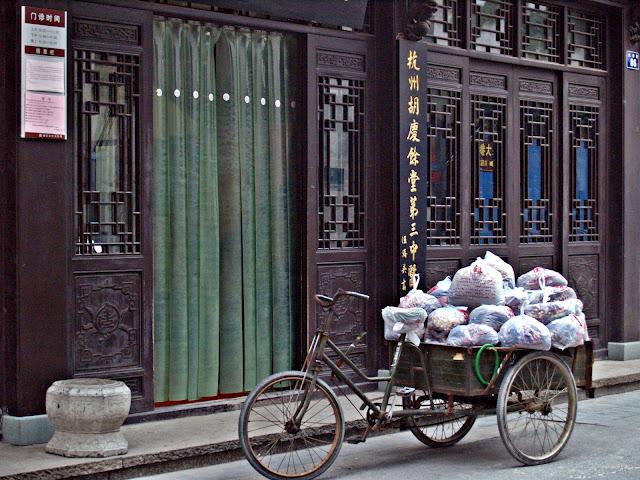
68;1;154;412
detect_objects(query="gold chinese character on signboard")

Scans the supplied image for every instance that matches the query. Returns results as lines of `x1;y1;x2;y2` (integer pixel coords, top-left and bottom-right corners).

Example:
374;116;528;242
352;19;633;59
408;169;420;193
408;96;419;115
407;146;420;165
410;222;418;236
408;264;417;280
408;75;419;91
407;119;420;142
407;50;420;71
410;195;419;220
402;248;408;259
401;264;407;274
409;241;418;261
401;235;407;245
401;278;407;292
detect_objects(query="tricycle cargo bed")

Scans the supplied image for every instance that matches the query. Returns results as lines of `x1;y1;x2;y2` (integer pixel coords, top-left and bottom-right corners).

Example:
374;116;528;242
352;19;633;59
393;340;593;397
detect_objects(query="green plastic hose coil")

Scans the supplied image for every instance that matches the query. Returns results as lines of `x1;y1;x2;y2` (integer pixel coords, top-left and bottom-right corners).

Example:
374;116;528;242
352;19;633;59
474;344;500;386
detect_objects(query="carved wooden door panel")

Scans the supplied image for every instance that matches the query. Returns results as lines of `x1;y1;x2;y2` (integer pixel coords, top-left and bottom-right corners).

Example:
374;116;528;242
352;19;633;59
304;35;376;377
562;73;606;354
69;3;153;412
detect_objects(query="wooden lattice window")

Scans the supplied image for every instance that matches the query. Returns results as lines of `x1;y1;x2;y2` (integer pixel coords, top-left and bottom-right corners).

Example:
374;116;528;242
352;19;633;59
568;9;605;70
471;94;507;244
569;104;599;242
521;2;560;63
74;50;141;255
425;87;461;245
471;0;514;55
424;0;461;47
318;76;365;249
520;100;553;243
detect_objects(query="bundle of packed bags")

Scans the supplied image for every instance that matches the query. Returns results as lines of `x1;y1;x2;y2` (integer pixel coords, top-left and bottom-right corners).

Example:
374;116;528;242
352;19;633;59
382;251;589;350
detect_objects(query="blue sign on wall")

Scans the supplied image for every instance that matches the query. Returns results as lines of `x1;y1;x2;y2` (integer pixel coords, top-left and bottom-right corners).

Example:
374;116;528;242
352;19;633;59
627;51;639;70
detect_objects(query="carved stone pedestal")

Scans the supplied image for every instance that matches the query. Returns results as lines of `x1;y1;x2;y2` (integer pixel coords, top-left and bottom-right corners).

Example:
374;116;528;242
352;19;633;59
45;379;131;457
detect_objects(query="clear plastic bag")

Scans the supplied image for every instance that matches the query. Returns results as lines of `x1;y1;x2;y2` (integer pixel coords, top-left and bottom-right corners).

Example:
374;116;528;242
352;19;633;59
505;287;529;312
447;324;499;347
381;306;427;346
448;258;505;308
523;286;578;305
425;307;468;343
517;267;568;290
428;276;451;297
547;315;586;350
483;251;516;289
498;314;552;351
523;299;583;325
469;305;514;331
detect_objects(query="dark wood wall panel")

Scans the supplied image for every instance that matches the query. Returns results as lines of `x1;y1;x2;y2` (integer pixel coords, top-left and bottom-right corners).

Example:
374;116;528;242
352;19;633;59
567;255;599;320
518;256;554;276
425;260;460;289
316;264;367;378
74;273;142;372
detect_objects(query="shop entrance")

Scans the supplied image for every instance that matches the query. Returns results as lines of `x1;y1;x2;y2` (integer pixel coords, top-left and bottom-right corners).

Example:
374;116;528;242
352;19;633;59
422;53;607;354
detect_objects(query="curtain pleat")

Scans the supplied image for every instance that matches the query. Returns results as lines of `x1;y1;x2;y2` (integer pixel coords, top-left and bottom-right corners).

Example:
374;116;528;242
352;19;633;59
154;18;297;402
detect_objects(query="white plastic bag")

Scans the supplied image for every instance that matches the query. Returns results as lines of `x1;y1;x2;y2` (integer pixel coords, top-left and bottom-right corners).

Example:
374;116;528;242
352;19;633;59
498;314;552;351
469;305;514;331
483;251;515;289
381;306;427;346
428;276;452;305
448;258;505;307
447;324;499;347
517;267;568;290
505;287;529;312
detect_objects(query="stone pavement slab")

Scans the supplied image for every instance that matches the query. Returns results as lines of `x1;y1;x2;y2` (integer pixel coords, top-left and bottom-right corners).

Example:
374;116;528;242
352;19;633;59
0;358;638;479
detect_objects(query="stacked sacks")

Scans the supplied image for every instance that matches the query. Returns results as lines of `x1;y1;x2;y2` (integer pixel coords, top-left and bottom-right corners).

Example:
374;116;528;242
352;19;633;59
382;254;589;351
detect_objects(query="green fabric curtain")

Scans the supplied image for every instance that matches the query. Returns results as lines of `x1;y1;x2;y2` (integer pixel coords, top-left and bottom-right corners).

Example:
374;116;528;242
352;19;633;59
153;18;298;402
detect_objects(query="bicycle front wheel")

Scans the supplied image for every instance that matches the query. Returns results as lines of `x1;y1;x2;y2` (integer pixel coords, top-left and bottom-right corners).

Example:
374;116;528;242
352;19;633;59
238;370;345;480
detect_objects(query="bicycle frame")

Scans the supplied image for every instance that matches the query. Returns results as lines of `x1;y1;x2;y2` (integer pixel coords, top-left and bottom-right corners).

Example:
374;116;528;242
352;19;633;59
292;328;434;429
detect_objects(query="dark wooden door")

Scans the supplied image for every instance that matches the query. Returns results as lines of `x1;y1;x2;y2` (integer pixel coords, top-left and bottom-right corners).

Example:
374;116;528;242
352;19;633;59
68;2;154;412
304;34;377;377
421;53;607;354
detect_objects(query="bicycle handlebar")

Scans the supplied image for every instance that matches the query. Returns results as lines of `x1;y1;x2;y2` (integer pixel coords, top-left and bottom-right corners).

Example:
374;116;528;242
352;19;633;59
314;289;370;307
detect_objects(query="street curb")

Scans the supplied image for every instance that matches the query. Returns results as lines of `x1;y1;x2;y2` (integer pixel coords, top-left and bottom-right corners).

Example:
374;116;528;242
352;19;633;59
2;381;638;480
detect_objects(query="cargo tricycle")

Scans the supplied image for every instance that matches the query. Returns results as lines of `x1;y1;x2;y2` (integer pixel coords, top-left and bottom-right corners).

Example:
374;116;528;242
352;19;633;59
239;289;593;479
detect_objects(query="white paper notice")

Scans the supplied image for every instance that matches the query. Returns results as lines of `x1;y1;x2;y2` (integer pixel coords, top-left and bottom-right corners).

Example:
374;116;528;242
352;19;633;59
24;92;66;138
26;57;65;93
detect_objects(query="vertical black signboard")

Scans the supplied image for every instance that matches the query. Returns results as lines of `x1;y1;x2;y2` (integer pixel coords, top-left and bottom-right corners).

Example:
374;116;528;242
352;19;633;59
398;39;428;293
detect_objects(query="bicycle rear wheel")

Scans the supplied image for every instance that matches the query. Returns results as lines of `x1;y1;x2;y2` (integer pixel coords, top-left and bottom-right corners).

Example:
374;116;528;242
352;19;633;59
238;371;344;480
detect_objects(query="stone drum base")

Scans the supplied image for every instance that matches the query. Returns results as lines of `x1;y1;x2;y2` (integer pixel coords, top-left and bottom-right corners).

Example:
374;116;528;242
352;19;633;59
45;378;131;458
46;430;128;458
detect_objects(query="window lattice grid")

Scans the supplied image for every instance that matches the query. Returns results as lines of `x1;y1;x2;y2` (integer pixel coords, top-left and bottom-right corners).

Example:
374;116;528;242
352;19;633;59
74;50;141;255
471;0;514;55
317;76;366;249
425;88;461;246
569;104;599;242
521;2;560;63
520;100;553;243
424;0;461;47
471;95;507;245
568;10;605;70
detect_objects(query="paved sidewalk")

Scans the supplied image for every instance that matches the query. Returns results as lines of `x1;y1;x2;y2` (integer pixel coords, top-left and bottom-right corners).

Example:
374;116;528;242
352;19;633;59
1;359;639;479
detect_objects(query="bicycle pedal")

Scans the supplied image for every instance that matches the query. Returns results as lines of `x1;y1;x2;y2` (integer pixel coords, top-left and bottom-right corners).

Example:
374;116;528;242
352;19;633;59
345;436;366;444
397;387;416;396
